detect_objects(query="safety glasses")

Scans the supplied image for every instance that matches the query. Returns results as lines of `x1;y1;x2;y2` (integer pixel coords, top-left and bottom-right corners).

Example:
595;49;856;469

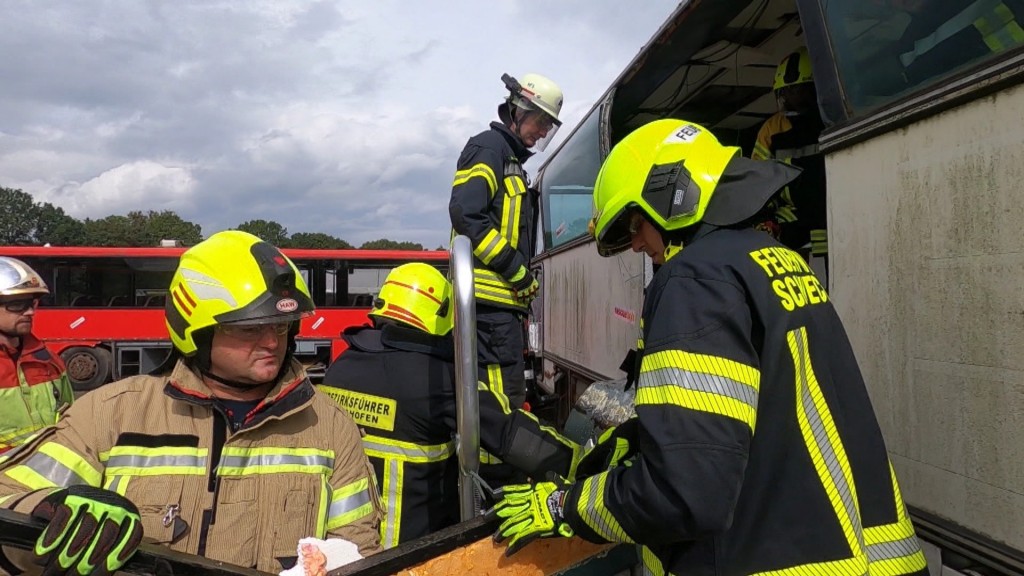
216;322;290;342
2;298;39;314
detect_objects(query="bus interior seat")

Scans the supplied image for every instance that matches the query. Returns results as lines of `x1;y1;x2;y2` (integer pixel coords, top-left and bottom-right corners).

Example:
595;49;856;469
143;295;166;307
108;295;131;307
351;294;374;307
71;295;102;307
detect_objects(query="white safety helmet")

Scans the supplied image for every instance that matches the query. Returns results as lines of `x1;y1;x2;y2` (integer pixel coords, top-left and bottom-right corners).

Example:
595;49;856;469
0;257;48;298
502;72;564;151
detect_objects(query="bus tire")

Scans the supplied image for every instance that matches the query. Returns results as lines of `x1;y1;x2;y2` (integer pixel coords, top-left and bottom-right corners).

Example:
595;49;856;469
61;346;112;392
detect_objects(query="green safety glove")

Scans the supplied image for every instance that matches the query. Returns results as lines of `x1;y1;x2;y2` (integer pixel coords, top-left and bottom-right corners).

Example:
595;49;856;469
31;485;143;576
488;480;574;556
573;417;640;480
509;265;539;303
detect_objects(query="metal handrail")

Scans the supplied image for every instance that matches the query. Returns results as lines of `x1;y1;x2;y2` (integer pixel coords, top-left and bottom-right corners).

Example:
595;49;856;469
450;235;480;521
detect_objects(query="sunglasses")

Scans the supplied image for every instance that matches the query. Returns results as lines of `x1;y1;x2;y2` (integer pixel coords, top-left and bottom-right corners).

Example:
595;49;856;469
216;322;290;342
3;298;39;313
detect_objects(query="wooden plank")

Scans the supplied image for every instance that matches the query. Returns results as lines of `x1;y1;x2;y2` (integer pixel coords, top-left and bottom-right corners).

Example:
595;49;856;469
393;534;614;576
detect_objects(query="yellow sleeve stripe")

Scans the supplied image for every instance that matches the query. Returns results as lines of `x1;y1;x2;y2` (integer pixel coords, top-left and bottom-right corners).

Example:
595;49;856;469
636;349;760;432
473;229;509;265
575;472;635;544
454;163;497;196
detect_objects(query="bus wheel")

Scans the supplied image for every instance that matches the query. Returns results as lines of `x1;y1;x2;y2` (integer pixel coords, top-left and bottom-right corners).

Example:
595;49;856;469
61;347;112;391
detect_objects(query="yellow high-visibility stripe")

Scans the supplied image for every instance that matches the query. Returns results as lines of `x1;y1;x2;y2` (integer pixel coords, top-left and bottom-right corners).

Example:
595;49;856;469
218;446;334;476
453;164;497;196
315;476;329;538
790;328;864;556
327;477;374;530
379;458;403;548
975;4;1024;52
575;472;635;544
503;175;526;248
473;229;509;265
100;446;208;477
362;436;454;463
635;349;760;432
4;442;102;490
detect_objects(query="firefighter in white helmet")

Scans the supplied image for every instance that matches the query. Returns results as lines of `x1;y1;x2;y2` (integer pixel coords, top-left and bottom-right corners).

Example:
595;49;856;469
448;72;564;486
0;257;73;457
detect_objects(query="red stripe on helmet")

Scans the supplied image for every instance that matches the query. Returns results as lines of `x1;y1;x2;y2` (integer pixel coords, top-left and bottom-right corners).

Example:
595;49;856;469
384;280;443;305
381;304;430;332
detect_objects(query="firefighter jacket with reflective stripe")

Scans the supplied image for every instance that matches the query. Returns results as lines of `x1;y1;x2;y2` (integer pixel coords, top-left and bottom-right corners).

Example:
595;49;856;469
0;334;72;454
752;111;827;256
321;324;579;548
900;0;1024;84
563;227;927;576
449;121;538;312
0;358;382;573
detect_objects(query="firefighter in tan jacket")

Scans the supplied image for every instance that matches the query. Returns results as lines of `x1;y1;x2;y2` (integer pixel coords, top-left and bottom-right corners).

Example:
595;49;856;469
0;230;382;575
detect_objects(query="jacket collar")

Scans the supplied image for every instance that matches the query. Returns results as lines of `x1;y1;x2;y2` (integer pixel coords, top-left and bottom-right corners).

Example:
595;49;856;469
163;358;315;430
0;332;44;359
343;324;454;361
490;121;533;163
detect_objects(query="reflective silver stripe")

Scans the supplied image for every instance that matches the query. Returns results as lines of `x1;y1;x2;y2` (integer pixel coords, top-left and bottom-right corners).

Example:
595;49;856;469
639;367;758;410
361;439;453;461
582;476;617;540
329;488;372;521
867;535;923;562
181;269;237;306
793;330;864;542
383;460;400;548
219;453;334;469
108;475;124;493
477;233;504;262
23;452;89;488
106;454;207;469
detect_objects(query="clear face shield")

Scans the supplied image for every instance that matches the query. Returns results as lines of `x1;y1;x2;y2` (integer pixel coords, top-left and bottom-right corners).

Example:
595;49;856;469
516;108;561;152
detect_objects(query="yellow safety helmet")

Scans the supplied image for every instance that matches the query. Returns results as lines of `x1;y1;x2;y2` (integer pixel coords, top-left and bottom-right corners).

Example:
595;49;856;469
165;230;315;356
0;257;49;297
591;119;739;257
773;47;814;91
370;263;453;336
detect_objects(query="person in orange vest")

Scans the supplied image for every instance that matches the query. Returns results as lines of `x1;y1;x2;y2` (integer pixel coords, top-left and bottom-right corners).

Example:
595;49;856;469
0;257;73;456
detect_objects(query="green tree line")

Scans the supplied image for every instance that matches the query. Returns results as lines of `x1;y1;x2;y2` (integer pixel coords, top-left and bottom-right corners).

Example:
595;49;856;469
0;187;432;250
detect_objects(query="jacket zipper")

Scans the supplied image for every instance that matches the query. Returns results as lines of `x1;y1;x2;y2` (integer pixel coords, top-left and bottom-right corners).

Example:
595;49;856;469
196;406;228;557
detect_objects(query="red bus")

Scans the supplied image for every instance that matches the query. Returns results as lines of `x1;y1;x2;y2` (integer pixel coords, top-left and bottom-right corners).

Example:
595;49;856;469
0;245;449;391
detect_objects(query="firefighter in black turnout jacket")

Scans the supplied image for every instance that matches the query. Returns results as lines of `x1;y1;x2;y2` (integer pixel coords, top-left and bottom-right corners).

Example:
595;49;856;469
321;263;579;549
488;119;929;576
448;72;564;410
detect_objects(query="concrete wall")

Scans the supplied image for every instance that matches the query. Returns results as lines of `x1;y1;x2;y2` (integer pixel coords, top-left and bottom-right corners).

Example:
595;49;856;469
828;85;1024;550
540;247;646;381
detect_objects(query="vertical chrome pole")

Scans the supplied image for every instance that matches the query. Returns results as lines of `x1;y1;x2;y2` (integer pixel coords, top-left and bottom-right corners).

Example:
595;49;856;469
451;235;481;520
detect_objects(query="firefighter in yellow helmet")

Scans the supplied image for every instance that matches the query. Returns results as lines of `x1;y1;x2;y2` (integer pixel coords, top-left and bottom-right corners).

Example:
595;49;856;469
0;257;73;456
488;119;928;576
752;46;829;279
0;231;382;575
322;262;579;548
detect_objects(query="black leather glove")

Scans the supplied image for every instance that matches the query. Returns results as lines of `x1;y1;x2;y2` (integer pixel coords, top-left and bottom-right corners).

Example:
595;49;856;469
31;485;143;576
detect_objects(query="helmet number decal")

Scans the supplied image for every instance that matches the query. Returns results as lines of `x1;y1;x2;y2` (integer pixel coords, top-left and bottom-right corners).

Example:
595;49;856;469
276;298;298;313
666;124;701;143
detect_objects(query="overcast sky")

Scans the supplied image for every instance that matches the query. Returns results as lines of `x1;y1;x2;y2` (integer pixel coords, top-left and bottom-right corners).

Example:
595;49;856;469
0;1;679;248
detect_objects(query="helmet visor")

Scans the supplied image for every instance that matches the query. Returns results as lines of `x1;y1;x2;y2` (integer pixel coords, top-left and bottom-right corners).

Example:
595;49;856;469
519;109;560;152
594;206;634;257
